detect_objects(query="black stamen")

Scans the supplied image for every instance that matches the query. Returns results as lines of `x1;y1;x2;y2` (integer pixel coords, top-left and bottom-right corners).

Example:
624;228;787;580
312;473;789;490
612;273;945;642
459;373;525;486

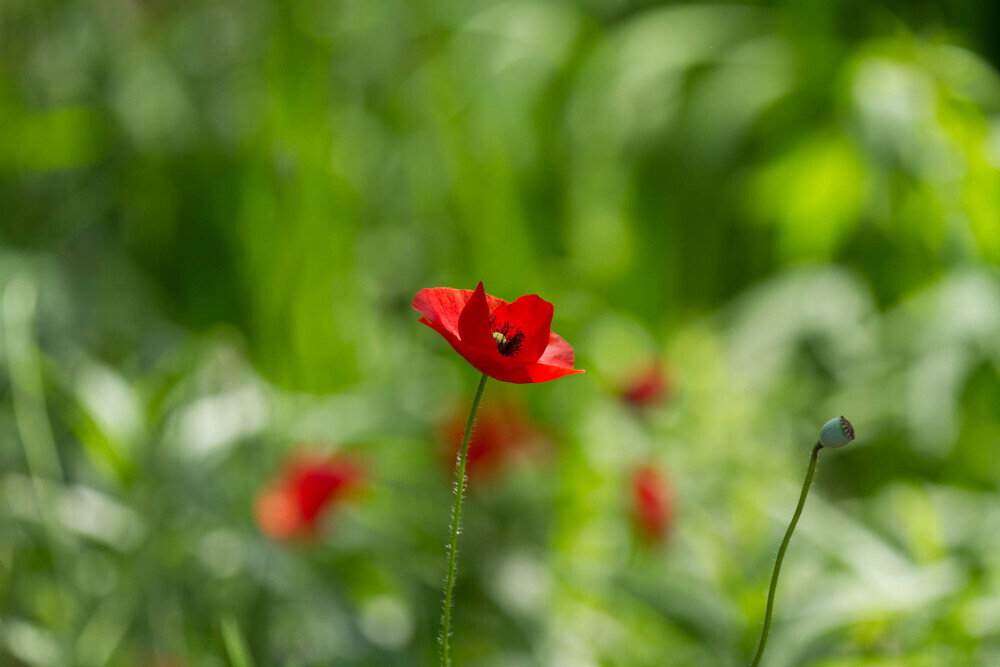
490;317;525;357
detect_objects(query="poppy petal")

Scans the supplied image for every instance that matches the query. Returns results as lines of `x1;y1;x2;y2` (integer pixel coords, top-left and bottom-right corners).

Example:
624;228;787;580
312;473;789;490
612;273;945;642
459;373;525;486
525;362;584;383
458;342;532;383
421;316;521;381
483;292;509;312
255;486;301;540
412;287;474;338
537;332;576;368
492;294;553;362
458;282;495;350
419;317;472;356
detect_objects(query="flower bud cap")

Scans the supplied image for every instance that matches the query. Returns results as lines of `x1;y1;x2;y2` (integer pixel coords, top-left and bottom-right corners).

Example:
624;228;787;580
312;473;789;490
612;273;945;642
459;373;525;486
819;416;854;448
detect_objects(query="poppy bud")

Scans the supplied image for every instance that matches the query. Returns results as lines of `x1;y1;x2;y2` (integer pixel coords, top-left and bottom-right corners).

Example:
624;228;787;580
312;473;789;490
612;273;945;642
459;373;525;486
819;416;855;448
621;363;670;408
631;464;674;544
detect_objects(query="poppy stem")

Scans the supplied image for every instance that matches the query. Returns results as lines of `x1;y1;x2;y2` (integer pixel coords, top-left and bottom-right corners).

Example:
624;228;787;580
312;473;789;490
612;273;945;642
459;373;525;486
750;442;823;667
440;372;488;666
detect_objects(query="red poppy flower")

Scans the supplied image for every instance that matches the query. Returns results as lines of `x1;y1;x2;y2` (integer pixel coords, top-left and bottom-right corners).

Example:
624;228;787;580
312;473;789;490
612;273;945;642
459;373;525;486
622;363;671;408
412;282;584;384
441;403;542;478
255;455;362;541
631;464;674;544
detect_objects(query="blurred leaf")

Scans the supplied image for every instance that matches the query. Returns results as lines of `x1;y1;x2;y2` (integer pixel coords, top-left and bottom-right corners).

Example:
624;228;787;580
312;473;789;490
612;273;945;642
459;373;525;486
221;615;255;667
0;106;107;172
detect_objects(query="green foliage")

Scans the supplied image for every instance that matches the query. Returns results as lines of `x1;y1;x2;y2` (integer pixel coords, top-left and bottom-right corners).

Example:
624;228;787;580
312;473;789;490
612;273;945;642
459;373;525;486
2;0;1000;665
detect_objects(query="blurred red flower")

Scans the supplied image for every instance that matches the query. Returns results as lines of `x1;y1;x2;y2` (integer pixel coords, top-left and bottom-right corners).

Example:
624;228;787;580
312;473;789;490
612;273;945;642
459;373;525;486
631;464;674;544
255;455;363;541
412;282;583;383
442;403;541;478
621;363;670;408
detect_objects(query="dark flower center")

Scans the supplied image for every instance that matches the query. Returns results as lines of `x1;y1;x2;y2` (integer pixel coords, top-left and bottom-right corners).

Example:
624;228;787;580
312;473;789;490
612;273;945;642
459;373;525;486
490;318;525;357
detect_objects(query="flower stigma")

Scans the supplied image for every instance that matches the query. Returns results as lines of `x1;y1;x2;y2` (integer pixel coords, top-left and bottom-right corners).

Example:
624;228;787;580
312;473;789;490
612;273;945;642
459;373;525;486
490;319;525;357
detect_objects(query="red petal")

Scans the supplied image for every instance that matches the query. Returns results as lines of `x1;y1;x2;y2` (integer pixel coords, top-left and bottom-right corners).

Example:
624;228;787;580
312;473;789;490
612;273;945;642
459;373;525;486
623;365;668;407
419;316;463;348
412;287;475;338
458;282;495;350
458;342;533;383
483;291;508;312
631;466;672;543
255;486;301;540
526;362;584;383
491;294;553;362
537;332;576;368
420;316;527;381
285;459;360;524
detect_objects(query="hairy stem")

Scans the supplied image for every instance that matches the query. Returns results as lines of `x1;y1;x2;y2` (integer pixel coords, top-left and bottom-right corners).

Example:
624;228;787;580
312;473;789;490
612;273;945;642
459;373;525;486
440;373;488;666
750;442;822;667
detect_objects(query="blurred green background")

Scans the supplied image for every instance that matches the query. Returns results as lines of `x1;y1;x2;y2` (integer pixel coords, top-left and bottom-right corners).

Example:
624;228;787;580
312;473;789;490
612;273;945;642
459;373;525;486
3;0;1000;665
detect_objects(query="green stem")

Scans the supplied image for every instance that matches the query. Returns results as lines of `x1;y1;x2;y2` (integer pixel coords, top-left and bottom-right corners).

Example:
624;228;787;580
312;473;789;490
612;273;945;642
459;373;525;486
440;372;488;667
750;442;822;667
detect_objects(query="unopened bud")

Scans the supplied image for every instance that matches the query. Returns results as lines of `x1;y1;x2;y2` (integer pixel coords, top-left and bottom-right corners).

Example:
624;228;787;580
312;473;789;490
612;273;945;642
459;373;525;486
819;416;855;448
